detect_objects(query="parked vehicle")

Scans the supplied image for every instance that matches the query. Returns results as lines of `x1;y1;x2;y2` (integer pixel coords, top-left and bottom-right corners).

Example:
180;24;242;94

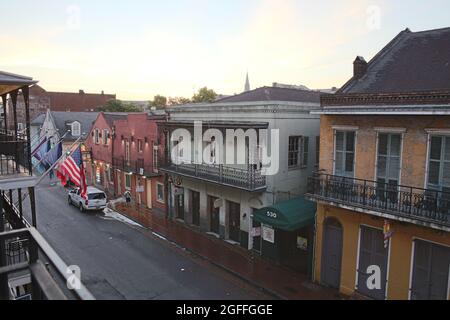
68;186;107;212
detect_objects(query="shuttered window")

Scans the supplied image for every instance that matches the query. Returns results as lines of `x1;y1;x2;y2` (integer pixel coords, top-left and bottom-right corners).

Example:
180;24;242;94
427;136;450;195
334;131;355;177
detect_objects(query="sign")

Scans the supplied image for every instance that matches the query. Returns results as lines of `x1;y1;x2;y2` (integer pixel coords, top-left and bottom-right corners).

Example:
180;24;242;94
213;198;223;208
174;187;184;196
139;168;144;175
136;185;144;193
251;227;261;237
266;210;278;219
262;225;275;243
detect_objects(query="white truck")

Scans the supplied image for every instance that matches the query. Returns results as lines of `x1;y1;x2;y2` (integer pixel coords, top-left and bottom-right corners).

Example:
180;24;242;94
68;186;107;212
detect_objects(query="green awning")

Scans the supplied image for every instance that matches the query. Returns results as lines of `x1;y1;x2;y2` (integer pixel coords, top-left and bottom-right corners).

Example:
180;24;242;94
253;197;316;232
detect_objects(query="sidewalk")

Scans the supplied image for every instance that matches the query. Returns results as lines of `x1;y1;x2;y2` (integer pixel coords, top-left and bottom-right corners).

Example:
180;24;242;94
112;203;344;300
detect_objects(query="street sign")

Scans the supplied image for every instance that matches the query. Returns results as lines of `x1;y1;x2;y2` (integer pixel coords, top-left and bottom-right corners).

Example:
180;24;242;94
136;185;144;193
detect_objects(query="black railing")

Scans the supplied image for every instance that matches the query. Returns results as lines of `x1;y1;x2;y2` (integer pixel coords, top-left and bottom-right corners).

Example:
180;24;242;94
0;228;94;300
0;131;31;176
112;157;159;176
306;173;450;227
160;162;267;191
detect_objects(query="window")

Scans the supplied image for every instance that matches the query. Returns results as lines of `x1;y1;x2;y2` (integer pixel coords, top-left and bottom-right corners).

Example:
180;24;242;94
138;139;144;153
125;173;131;190
71;121;81;137
102;129;109;145
315;136;320;167
157;183;165;203
377;133;401;186
288;136;309;168
17;122;24;132
334;131;355;177
125;139;130;164
94;129;100;144
153;145;159;172
427;136;450;194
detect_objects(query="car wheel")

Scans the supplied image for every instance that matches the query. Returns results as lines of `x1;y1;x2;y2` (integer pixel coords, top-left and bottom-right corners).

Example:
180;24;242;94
79;203;84;213
68;197;72;205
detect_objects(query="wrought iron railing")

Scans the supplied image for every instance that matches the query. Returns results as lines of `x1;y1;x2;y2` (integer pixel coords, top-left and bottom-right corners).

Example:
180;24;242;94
306;173;450;227
112;157;159;176
161;162;267;191
0;131;31;176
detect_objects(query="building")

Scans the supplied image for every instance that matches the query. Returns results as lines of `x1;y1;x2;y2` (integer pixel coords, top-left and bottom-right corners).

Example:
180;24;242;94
85;112;128;194
160;85;321;275
112;113;166;213
31;110;98;151
6;85;115;132
306;27;450;300
0;71;92;300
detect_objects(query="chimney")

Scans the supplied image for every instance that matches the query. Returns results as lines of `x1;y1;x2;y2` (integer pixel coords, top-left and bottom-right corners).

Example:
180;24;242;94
101;90;104;95
79;89;85;95
353;56;368;79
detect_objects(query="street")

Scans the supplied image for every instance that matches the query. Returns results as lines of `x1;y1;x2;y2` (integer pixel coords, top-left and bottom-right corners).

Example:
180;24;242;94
21;183;271;300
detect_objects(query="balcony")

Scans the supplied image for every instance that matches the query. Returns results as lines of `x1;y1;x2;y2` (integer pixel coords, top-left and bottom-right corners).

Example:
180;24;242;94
0;227;94;300
306;173;450;230
112;157;159;177
160;162;267;192
0;130;31;177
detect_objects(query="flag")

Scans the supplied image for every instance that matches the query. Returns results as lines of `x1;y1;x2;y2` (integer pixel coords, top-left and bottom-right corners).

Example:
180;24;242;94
44;142;62;179
33;140;51;174
57;145;87;198
31;136;48;158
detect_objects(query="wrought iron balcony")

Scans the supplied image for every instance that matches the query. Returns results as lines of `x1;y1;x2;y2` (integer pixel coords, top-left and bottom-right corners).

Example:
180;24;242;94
160;162;267;192
112;157;159;177
306;173;450;229
0;130;32;177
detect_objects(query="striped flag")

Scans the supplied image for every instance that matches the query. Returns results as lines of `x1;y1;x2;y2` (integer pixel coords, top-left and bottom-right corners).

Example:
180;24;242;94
57;145;87;198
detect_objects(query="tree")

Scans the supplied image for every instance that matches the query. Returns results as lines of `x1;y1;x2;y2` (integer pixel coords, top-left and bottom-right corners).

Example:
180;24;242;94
191;87;217;103
149;95;167;109
168;96;191;106
98;100;142;112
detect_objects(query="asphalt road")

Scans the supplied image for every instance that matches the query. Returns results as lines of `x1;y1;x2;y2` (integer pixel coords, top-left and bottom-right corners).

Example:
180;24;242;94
21;183;270;300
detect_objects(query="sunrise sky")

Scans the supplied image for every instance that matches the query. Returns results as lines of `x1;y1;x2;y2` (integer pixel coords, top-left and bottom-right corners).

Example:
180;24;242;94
1;0;449;100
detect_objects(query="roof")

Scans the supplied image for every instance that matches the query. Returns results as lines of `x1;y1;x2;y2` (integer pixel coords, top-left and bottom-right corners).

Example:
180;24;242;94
340;27;450;94
253;197;316;231
102;112;128;127
0;71;38;96
214;86;321;104
50;111;99;141
31;113;46;126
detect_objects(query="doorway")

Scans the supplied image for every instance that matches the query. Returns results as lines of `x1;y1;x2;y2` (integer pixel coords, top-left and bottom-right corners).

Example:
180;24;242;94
191;191;200;226
146;180;152;209
208;196;220;234
175;188;185;220
321;217;343;289
228;201;241;243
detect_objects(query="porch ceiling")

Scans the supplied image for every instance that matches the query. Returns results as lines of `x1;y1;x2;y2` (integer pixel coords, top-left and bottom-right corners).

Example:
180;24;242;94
0;71;38;96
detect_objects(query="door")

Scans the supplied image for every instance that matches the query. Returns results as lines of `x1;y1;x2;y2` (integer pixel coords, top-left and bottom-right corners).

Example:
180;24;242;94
252;209;262;253
357;226;389;300
376;133;401;202
191;191;200;226
321;218;343;289
146;180;152;209
411;240;450;300
175;191;185;220
209;196;220;234
228;201;241;242
117;170;121;195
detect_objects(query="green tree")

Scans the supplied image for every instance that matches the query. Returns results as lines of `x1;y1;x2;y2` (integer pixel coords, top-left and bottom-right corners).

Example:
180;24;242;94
98;100;141;112
168;96;191;106
191;87;217;103
149;95;167;109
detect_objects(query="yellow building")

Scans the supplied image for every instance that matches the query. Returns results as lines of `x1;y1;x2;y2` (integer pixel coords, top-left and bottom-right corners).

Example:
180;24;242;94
306;27;450;300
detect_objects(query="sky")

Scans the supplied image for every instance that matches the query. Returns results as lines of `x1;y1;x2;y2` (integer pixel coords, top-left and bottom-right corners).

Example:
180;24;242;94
1;0;449;100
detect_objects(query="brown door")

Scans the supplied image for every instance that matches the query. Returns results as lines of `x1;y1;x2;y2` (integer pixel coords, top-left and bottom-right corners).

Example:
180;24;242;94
228;201;241;242
175;192;184;220
191;191;200;226
209;196;220;234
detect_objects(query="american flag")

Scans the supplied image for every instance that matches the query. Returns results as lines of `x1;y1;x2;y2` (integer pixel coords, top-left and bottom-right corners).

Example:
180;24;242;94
57;145;87;198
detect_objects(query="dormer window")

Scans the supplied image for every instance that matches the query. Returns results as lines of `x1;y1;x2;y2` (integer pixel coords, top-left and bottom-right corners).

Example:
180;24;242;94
71;121;81;137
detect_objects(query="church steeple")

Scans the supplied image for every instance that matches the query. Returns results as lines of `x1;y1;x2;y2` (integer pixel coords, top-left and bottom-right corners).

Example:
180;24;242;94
244;72;250;92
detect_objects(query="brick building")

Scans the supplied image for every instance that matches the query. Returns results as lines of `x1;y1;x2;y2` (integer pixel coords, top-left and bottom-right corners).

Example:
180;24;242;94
306;27;450;300
7;85;115;131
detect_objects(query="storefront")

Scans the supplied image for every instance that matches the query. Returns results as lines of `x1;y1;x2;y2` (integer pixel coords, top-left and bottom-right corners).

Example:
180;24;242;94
252;197;316;276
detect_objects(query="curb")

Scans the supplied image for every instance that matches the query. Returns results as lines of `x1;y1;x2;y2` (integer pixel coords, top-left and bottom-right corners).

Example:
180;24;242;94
108;205;286;300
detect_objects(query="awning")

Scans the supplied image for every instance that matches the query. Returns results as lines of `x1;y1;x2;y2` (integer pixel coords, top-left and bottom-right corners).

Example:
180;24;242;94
253;197;316;232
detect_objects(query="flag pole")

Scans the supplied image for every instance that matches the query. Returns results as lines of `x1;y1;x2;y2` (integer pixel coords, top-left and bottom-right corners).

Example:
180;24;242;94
35;136;84;186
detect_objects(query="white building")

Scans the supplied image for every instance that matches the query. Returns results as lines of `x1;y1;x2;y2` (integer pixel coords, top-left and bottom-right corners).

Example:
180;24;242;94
160;86;322;274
